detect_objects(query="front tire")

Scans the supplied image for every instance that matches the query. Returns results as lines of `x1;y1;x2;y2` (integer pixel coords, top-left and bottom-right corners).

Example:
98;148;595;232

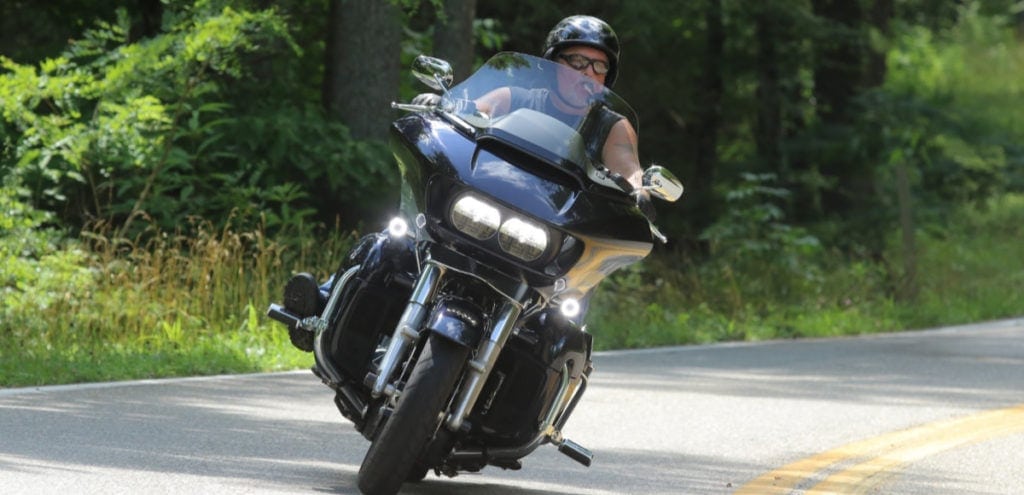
357;334;469;495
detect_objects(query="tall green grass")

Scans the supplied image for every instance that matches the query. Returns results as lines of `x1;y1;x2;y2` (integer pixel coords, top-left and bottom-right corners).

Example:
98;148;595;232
0;216;354;387
898;194;1024;327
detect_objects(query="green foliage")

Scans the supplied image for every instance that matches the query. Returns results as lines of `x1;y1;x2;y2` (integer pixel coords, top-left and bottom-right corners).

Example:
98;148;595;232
474;18;510;53
590;193;1024;350
700;173;822;299
894;193;1024;327
845;6;1024;239
0;183;91;340
0;2;394;238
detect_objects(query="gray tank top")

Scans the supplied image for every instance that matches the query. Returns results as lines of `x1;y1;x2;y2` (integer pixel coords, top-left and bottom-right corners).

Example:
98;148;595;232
508;87;621;165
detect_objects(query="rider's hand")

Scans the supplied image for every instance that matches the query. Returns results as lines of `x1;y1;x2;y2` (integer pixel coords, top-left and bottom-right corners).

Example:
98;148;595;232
411;93;441;107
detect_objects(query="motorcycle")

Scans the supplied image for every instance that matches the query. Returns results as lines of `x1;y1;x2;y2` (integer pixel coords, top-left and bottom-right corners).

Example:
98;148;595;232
267;52;683;495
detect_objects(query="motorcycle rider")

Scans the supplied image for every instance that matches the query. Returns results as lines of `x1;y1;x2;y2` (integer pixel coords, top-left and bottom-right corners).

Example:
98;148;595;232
485;15;645;192
427;15;654;323
283;15;649;346
416;15;646;193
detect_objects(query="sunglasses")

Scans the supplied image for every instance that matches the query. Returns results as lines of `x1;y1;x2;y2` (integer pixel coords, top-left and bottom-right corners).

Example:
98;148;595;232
557;53;610;75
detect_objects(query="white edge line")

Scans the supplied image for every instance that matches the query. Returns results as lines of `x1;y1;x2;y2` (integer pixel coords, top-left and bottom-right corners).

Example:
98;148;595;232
0;370;309;397
2;317;1021;397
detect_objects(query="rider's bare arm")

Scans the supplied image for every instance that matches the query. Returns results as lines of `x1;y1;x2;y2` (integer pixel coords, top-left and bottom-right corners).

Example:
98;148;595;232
601;119;643;190
474;87;512;119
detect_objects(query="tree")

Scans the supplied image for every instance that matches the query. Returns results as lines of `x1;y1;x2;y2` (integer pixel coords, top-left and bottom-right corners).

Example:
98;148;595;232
754;2;783;172
0;0;161;63
811;0;865;125
807;0;875;225
689;0;725;234
132;0;163;40
865;0;894;88
433;0;476;78
322;0;403;141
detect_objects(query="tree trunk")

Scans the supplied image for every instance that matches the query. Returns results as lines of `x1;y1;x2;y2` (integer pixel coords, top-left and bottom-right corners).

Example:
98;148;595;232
322;0;403;141
811;0;864;124
433;0;476;80
864;0;893;88
754;4;782;172
1018;9;1024;38
131;0;163;40
895;159;917;301
811;0;869;219
690;0;724;231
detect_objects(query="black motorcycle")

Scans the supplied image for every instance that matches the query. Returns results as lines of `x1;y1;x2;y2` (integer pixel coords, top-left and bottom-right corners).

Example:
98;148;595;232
267;52;683;495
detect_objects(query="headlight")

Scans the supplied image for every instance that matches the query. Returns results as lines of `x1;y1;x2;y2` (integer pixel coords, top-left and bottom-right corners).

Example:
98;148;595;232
498;217;548;261
449;193;552;262
451;195;500;240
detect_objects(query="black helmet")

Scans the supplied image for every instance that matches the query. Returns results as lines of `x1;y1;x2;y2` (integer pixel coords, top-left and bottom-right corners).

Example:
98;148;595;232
542;15;620;88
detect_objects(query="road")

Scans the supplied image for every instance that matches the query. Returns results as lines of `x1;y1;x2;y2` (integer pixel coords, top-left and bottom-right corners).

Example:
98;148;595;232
2;318;1023;494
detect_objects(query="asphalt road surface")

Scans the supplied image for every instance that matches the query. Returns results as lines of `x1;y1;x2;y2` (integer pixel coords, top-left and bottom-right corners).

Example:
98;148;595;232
2;318;1023;494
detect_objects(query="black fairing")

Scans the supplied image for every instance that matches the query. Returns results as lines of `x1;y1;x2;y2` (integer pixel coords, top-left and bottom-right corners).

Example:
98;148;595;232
323;233;416;384
391;112;651;295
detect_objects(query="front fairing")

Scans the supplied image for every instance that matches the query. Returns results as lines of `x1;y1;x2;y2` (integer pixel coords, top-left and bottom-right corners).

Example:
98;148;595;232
390;53;652;299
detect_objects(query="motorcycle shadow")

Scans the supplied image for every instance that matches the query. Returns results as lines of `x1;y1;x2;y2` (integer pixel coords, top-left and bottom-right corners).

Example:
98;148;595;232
404;479;599;495
322;474;603;495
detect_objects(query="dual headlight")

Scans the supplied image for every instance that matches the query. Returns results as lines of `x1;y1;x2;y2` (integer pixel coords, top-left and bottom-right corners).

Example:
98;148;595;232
450;194;549;262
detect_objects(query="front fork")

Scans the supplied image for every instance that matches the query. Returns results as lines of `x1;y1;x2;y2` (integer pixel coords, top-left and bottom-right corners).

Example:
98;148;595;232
368;259;528;434
446;300;521;432
369;262;444;398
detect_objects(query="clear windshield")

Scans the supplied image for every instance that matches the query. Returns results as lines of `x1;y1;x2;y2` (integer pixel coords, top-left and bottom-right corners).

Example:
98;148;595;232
439;52;639;181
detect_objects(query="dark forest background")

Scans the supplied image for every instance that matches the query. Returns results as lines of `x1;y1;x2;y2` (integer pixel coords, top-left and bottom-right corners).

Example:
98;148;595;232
4;0;1022;246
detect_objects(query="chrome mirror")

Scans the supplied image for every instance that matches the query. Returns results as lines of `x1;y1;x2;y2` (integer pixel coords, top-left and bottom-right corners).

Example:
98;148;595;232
643;166;684;202
412;55;454;91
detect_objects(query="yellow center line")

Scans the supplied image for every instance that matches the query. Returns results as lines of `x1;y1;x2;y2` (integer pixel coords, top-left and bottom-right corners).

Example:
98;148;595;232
734;404;1024;495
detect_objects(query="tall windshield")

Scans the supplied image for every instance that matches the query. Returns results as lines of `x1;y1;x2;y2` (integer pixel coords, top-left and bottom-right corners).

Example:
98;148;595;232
439;52;639;187
442;52;638;135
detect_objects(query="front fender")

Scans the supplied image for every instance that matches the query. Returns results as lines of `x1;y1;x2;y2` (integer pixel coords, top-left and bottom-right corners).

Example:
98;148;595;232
426;297;484;349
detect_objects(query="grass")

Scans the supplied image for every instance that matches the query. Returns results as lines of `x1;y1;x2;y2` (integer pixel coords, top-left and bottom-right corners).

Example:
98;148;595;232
0;216;354;388
2;195;1023;388
898;194;1024;328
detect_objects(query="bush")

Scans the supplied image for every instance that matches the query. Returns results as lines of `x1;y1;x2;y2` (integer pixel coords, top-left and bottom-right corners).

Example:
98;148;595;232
0;2;397;240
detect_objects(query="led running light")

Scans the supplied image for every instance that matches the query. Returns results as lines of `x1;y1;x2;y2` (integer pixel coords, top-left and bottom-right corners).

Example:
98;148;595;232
560;298;581;318
387;217;409;238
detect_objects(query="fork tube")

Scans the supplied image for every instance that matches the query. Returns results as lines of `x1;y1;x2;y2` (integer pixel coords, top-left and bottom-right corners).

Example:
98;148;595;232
370;262;444;398
445;300;522;432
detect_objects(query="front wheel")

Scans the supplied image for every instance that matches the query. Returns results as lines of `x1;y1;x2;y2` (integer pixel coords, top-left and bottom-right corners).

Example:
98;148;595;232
357;334;469;495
